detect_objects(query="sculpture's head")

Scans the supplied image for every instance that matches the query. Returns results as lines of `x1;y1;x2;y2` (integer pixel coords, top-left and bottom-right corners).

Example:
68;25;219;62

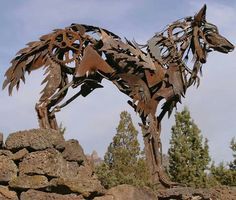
147;4;234;67
147;4;234;92
191;4;234;63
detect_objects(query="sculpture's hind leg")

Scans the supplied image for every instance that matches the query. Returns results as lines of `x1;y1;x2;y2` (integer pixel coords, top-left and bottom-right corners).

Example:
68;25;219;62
47;74;70;130
35;83;69;130
35;65;69;130
35;101;54;129
49;108;60;130
35;104;61;130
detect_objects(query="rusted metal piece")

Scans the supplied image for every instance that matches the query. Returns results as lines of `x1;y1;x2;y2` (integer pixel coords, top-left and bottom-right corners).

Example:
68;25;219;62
2;5;234;187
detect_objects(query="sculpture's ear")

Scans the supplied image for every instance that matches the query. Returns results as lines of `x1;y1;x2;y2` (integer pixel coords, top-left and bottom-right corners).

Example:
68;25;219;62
194;4;207;25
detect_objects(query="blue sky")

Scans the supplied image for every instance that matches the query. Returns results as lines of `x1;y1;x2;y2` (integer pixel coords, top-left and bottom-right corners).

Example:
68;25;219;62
0;0;235;164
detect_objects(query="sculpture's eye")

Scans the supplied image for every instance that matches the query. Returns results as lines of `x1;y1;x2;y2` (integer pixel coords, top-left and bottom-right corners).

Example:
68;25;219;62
204;22;219;34
211;28;218;33
204;28;218;35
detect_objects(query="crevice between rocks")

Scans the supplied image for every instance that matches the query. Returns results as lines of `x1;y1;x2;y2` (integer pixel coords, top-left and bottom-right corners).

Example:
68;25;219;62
0;181;9;186
45;185;73;195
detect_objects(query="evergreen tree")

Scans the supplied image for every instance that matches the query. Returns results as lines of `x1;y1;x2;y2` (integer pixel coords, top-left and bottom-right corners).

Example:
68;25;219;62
210;162;235;186
168;107;211;187
104;111;140;169
210;138;236;186
229;138;236;171
95;111;150;189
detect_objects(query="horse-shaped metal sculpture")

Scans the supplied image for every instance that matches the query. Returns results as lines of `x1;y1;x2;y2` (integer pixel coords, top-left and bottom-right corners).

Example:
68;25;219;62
3;5;234;187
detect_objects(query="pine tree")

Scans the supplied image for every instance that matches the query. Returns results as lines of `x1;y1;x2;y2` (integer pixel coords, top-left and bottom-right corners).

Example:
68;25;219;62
95;111;150;189
229;138;236;171
168;107;210;187
210;138;236;186
104;111;140;169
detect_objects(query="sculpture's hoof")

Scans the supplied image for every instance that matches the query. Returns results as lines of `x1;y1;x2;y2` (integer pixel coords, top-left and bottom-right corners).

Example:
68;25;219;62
159;177;182;188
152;169;186;188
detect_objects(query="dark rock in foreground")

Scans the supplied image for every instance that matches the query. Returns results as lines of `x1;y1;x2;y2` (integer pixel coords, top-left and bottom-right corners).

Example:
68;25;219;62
94;184;157;200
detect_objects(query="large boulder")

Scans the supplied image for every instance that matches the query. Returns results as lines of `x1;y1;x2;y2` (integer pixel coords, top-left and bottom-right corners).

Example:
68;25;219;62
50;176;104;198
19;148;67;178
94;184;157;200
5;129;65;152
9;175;49;190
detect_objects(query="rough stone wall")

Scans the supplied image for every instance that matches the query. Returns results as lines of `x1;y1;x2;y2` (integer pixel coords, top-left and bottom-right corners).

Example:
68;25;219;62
0;129;104;200
1;129;235;200
0;129;158;200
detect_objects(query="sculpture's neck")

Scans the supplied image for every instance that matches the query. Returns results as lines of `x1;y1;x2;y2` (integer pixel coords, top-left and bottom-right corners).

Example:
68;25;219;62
148;21;192;65
147;18;205;87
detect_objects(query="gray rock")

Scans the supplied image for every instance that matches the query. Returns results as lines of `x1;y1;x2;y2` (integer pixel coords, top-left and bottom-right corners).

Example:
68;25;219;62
20;189;85;200
60;161;92;179
94;184;157;200
50;177;105;198
62;139;87;164
5;129;65;151
43;159;103;197
19;148;67;178
0;186;18;200
9;175;49;190
19;147;97;180
0;155;18;183
10;148;29;161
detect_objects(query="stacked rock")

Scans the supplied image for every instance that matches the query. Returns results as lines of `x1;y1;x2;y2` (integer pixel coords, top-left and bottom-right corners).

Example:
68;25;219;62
0;129;158;200
0;129;104;200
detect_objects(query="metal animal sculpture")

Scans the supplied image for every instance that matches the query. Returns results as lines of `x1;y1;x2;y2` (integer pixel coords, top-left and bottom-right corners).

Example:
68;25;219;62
3;5;234;187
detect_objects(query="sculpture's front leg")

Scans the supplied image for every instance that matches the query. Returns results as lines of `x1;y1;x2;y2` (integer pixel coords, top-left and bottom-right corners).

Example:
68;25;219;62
142;114;178;188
